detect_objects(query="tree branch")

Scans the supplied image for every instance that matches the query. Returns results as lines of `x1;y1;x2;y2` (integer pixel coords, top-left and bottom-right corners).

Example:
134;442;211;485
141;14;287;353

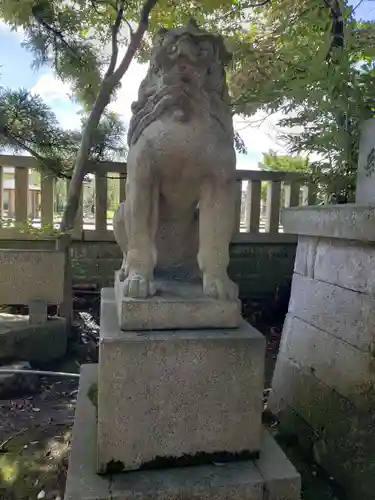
1;127;70;179
31;7;81;62
324;0;344;61
123;18;134;36
246;0;271;6
112;0;158;82
350;0;365;16
106;0;125;76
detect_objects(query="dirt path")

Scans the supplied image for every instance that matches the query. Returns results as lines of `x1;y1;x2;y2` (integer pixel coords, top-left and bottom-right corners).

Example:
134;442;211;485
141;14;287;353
0;375;79;500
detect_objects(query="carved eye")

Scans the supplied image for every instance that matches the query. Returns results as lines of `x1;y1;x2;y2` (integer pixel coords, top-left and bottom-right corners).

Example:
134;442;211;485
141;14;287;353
167;44;177;54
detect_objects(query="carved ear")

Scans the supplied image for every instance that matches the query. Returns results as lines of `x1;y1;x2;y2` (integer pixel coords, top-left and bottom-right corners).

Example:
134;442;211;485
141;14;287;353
215;37;232;65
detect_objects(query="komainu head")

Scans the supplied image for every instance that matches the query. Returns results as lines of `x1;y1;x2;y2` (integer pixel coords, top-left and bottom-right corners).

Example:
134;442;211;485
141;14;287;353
128;20;234;147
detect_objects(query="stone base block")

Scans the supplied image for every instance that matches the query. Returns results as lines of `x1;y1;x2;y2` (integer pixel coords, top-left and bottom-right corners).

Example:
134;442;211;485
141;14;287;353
114;272;241;330
270;353;375;500
64;365;301;500
0;314;67;363
98;288;265;472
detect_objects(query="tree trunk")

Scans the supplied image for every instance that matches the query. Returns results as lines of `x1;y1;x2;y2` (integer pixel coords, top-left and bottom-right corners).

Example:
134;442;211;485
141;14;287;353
60;81;113;232
60;0;158;232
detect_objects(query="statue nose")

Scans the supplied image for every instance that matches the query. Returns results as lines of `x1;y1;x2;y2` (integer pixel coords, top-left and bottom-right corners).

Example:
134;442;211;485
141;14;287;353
176;43;197;62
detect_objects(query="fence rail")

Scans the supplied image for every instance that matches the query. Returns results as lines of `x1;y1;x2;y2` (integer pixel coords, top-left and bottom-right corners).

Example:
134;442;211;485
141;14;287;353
0;154;317;244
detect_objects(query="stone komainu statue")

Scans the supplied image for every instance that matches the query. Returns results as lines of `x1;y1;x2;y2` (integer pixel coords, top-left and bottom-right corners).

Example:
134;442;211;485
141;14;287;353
113;20;238;300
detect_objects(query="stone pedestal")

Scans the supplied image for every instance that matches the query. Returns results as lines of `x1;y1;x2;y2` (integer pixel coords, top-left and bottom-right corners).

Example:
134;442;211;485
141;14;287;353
65;365;301;500
270;204;375;500
98;289;264;472
64;282;301;500
114;272;241;330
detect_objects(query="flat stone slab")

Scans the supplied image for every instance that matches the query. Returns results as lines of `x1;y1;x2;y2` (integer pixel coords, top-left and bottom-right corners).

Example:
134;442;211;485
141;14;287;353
0;249;65;305
0;313;67;363
281;204;375;242
98;290;265;472
65;364;301;500
114;272;241;330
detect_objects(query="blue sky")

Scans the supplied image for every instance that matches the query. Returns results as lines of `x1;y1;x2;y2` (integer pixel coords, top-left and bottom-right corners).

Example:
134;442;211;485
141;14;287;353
0;1;374;167
352;0;375;20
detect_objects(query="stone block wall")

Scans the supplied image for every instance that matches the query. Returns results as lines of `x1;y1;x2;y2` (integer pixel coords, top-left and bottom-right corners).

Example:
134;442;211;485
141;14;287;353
270;235;375;499
71;241;296;304
0;239;296;306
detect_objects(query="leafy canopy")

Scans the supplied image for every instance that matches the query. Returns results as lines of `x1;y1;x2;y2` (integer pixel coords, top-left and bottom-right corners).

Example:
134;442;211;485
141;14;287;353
258;150;309;173
230;0;375;200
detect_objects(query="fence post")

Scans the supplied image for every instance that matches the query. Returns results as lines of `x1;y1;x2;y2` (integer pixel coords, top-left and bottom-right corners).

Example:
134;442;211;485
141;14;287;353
0;166;3;219
15;167;28;224
41;174;54;229
95;172;108;231
284;182;301;208
265;181;281;233
245;180;261;233
233;179;242;237
119;176;126;203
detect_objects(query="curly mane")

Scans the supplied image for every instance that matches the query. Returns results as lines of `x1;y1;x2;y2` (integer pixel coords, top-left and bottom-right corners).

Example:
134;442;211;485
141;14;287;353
127;21;234;147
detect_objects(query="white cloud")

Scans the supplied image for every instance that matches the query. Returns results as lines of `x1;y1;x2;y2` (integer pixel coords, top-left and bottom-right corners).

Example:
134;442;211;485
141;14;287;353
0;20;24;38
108;57;147;123
30;73;82;130
30;73;73;102
233;111;291;168
235;112;289;154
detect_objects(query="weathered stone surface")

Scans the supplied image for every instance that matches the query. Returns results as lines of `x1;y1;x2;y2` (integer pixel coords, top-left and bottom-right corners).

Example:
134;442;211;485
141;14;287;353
113;21;238;301
114;272;241;330
98;288;265;472
70;241;297;305
282;204;375;242
270;354;375;500
65;364;301;500
0;361;39;398
313;237;375;294
29;300;48;325
0;314;67;363
255;432;301;500
356;118;375;204
288;273;375;352
293;236;318;278
280;314;375;407
64;365;110;500
0;249;65;305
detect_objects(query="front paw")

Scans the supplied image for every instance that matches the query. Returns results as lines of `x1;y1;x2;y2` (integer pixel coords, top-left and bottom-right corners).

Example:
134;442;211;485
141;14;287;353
118;267;127;282
203;274;238;301
123;274;155;299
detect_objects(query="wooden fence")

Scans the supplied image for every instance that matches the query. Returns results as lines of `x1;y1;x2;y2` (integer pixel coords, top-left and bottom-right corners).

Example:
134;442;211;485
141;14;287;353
0;154;317;244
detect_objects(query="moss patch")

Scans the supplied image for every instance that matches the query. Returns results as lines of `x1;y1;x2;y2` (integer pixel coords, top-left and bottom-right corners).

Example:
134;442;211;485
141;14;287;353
87;382;98;409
